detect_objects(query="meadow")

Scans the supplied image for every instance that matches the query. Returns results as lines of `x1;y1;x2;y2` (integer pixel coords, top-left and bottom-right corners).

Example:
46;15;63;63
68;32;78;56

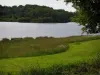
0;35;100;75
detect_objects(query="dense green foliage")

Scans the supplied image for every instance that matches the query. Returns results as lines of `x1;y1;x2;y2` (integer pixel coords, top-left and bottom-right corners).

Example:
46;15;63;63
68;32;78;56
0;4;74;23
64;0;100;33
0;36;100;75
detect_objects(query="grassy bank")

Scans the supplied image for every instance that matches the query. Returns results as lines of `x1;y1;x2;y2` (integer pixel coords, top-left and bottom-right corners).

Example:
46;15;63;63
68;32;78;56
0;36;100;75
0;36;100;59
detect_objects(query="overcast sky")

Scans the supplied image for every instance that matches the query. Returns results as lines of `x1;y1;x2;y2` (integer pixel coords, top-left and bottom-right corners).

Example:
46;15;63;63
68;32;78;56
0;0;76;12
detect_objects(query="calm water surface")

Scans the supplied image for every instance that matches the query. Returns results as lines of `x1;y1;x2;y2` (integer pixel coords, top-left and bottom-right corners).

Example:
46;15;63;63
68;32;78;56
0;22;82;39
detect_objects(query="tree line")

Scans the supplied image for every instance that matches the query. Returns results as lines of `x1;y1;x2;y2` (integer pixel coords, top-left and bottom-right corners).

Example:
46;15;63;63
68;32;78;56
0;4;75;23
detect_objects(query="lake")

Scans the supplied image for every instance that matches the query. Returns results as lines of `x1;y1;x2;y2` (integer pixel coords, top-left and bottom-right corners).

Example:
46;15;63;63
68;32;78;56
0;22;83;39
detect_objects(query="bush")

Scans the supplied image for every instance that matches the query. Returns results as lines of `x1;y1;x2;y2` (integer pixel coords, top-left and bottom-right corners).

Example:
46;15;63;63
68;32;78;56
1;38;9;42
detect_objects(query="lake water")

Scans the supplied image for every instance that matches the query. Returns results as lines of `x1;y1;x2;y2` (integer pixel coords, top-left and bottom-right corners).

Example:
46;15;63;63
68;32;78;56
0;22;83;39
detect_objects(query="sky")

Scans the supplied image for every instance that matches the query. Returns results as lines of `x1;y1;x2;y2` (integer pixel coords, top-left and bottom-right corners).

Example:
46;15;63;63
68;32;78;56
0;0;76;12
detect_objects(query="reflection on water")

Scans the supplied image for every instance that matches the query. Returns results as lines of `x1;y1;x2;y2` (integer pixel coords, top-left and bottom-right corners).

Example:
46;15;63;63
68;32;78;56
0;22;82;39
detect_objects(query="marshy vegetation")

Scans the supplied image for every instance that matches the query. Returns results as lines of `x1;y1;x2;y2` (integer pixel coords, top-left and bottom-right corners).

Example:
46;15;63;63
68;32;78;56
0;36;100;75
0;37;69;59
0;35;100;59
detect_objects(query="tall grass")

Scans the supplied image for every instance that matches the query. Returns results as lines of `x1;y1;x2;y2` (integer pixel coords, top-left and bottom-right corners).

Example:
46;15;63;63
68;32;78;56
0;35;100;59
0;37;68;59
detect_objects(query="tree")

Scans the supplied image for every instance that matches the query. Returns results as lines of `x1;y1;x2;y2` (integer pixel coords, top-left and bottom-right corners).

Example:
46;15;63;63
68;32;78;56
0;4;75;23
64;0;100;33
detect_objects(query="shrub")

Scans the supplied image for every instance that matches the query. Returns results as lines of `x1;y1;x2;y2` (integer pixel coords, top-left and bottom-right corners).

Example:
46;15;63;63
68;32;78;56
1;38;9;42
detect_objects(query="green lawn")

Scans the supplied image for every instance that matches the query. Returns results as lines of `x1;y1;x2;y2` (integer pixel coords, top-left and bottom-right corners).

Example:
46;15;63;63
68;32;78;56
0;39;100;73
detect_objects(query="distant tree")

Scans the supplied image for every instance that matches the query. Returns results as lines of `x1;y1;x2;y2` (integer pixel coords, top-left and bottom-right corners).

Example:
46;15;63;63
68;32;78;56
0;5;3;16
0;4;75;23
17;17;31;22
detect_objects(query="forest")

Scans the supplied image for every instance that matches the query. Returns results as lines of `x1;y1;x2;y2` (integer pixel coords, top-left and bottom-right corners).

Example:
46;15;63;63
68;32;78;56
0;4;75;23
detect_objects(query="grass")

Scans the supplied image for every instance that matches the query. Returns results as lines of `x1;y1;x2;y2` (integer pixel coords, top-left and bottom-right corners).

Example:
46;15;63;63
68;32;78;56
0;37;68;58
0;36;100;75
0;35;100;59
19;57;100;75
